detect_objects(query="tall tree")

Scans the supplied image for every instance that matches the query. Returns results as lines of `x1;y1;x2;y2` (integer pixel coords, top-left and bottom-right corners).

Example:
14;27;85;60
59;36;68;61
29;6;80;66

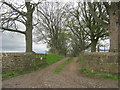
65;4;89;53
65;2;109;52
35;2;68;55
88;2;120;52
0;0;40;52
82;2;109;52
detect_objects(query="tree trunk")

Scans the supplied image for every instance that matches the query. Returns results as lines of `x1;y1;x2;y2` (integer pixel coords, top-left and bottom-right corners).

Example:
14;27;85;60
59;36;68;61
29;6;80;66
109;3;119;52
118;2;120;53
97;45;100;52
26;26;32;52
91;40;97;52
25;2;33;52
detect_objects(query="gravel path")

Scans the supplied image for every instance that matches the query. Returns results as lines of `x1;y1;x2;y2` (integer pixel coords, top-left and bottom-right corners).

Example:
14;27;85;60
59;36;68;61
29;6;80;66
2;57;118;88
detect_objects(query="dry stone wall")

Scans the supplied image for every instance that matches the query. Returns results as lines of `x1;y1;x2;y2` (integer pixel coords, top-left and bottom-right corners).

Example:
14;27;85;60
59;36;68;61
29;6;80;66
2;53;44;73
81;52;119;74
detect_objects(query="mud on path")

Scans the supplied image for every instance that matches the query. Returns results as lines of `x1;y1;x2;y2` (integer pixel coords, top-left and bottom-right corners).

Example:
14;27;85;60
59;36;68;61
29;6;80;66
2;57;118;88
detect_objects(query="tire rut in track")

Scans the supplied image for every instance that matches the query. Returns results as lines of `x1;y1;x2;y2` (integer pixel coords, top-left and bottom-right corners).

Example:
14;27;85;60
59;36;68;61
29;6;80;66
2;57;118;88
2;57;69;88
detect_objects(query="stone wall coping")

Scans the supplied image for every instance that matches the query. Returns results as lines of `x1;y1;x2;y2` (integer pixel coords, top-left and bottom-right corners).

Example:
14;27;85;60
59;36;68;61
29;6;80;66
82;52;118;56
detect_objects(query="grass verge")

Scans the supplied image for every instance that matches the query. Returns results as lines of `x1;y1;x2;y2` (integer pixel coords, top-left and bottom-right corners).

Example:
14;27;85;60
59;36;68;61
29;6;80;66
2;63;47;80
54;57;73;73
2;54;64;80
45;54;65;65
80;68;120;80
77;56;84;63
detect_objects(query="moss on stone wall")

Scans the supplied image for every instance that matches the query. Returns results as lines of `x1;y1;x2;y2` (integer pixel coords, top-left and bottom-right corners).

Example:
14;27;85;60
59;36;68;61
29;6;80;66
81;52;119;74
2;53;44;73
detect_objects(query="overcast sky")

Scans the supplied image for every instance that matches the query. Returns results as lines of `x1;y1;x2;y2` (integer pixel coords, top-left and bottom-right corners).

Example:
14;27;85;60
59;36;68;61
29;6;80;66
0;31;48;53
0;31;110;53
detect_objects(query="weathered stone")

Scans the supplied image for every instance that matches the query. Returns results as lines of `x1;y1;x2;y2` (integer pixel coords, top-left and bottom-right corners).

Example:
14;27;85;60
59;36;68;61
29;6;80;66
81;52;119;74
2;53;44;73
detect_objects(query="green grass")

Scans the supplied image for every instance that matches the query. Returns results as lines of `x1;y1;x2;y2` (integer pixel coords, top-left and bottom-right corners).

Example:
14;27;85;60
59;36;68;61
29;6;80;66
45;54;65;65
54;57;73;73
2;54;64;80
77;56;84;63
80;68;96;76
35;54;46;59
80;68;120;80
2;63;47;80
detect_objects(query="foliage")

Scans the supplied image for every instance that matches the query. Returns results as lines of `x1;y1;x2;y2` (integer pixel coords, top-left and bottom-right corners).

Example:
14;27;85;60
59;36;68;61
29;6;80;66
1;1;111;54
65;2;109;52
36;2;69;55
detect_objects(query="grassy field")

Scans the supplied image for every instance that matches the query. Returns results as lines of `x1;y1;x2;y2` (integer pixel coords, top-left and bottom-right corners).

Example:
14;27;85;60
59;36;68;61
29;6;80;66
2;54;65;80
54;57;73;73
80;68;120;80
35;54;65;65
45;54;65;65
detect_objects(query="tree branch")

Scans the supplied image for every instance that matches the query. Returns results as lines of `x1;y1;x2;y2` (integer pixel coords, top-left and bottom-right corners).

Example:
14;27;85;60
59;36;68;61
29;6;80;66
1;27;25;34
103;2;110;16
88;2;108;26
3;2;26;16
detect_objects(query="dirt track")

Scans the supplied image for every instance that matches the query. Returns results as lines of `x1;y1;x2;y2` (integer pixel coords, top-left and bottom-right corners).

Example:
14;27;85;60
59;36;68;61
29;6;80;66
2;57;118;88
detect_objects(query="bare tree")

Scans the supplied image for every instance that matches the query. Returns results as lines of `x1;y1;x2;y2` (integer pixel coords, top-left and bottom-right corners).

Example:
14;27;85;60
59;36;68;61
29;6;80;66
0;0;40;52
35;2;69;55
